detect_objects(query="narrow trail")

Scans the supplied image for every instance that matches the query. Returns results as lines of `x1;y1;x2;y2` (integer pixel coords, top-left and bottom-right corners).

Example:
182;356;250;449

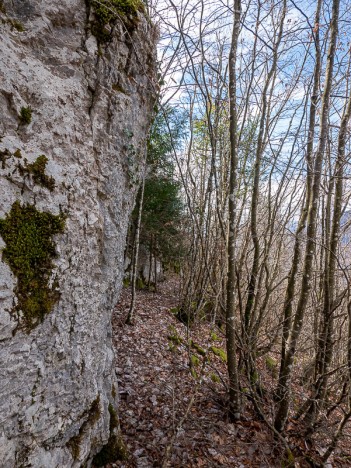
112;278;275;468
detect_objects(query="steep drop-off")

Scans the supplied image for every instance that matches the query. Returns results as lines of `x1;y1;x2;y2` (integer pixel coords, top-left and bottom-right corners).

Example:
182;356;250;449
0;0;156;465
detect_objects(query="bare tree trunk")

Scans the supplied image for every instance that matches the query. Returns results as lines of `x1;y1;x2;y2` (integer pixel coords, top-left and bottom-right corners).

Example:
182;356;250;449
279;0;322;372
242;1;286;393
126;174;146;325
226;0;241;421
244;1;286;335
154;239;158;292
304;84;351;430
148;237;153;287
274;0;340;432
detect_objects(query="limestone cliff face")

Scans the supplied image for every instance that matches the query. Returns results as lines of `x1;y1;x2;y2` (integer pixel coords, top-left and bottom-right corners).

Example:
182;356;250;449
0;0;156;465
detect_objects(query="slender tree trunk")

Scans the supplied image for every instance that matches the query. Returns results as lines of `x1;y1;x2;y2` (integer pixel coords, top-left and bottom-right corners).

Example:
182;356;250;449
279;0;321;369
244;1;286;336
304;85;351;429
126;174;146;325
226;0;241;421
280;57;322;374
154;240;158;292
274;0;340;432
148;238;153;287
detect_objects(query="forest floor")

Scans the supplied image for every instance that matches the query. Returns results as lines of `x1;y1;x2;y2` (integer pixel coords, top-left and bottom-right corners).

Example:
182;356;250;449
111;277;349;468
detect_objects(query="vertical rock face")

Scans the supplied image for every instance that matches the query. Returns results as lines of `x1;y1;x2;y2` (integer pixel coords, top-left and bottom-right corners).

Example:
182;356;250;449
0;0;156;465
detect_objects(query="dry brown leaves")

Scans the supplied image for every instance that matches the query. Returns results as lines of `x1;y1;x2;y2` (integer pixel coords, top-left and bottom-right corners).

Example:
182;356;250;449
110;278;283;468
109;278;351;467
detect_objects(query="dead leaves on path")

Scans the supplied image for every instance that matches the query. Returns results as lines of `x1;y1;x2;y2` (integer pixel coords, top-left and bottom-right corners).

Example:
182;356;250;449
111;279;278;467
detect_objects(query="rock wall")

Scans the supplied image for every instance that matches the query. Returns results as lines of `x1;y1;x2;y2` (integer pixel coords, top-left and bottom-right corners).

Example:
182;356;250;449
0;0;156;465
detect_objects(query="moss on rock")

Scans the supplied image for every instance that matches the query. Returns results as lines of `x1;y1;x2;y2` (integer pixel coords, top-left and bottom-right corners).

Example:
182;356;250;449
92;403;129;466
190;340;206;357
0;0;6;14
68;395;101;460
19;106;32;124
19;155;56;191
0;201;66;331
8;18;25;31
0;148;11;169
88;0;143;42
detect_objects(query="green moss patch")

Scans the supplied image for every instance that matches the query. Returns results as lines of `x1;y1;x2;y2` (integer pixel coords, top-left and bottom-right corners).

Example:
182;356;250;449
8;18;24;31
136;276;145;290
93;403;129;466
209;346;227;362
88;0;143;42
68;395;101;459
0;201;66;331
210;331;219;341
91;0;142;23
19;155;55;191
122;276;130;288
210;373;221;383
19;106;32;124
190;353;200;367
0;148;11;169
190;340;206;357
265;355;278;377
0;1;7;14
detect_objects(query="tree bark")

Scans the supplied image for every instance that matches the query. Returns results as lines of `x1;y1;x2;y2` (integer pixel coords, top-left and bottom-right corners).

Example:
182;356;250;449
304;82;351;430
126;173;146;325
226;0;242;421
274;0;340;432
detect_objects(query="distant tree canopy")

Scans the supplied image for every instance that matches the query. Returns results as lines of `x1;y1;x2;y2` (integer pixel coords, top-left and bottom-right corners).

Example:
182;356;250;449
146;105;186;172
129;105;187;277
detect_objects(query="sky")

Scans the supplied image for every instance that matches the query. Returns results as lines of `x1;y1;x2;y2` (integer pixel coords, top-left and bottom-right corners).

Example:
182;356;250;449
150;0;351;215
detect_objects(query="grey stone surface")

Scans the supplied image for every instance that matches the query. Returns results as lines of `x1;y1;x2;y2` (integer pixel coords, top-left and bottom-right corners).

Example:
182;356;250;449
0;0;156;465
